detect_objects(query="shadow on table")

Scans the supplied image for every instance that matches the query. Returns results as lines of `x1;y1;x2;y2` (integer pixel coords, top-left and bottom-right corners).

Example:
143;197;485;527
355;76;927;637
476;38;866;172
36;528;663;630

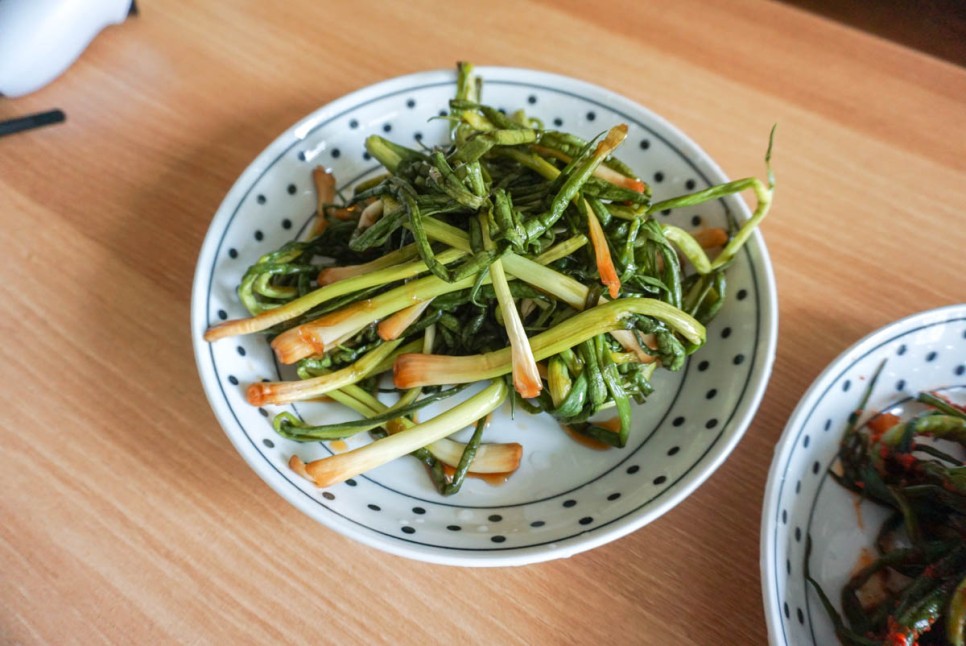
777;0;966;67
98;97;335;491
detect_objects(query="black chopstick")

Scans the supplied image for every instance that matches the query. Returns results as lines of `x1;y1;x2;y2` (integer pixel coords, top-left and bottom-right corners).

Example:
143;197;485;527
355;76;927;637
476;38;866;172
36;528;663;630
0;109;66;138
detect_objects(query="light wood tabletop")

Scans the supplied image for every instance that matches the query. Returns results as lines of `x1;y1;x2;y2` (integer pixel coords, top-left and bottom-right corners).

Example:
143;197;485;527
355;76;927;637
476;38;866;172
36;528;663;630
2;1;964;643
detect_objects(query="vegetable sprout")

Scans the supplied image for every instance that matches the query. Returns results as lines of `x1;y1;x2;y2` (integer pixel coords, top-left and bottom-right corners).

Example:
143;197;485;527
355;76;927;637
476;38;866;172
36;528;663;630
205;62;775;495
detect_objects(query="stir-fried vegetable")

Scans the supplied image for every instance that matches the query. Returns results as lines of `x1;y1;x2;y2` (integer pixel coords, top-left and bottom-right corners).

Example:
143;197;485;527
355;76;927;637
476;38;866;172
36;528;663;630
204;62;776;495
807;362;966;645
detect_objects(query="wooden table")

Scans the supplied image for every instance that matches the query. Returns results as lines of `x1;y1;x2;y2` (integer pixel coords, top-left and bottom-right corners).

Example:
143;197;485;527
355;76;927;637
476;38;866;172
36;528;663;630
2;1;963;643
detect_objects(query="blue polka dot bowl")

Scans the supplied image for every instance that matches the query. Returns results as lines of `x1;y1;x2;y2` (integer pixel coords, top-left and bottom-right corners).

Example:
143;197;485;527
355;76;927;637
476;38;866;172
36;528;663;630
761;304;966;643
191;67;778;566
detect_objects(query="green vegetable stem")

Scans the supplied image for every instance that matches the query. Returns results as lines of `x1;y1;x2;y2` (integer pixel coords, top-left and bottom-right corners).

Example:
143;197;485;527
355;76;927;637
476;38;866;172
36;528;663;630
204;62;776;494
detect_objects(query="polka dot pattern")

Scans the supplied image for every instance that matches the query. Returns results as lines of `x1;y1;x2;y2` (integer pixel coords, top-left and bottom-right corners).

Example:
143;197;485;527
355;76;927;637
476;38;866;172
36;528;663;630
196;70;776;565
765;307;965;644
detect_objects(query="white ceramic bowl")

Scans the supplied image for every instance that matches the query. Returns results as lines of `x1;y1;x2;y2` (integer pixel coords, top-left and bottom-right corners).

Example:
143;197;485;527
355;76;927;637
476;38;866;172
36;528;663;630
192;67;778;566
761;304;966;643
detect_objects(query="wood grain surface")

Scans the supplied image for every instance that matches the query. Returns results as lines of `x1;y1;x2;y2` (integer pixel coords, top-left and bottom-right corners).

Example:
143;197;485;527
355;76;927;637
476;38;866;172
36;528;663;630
2;1;964;643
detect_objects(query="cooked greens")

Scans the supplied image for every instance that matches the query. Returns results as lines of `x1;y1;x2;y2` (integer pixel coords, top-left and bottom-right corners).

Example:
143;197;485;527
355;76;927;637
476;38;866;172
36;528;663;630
807;362;966;645
205;62;775;494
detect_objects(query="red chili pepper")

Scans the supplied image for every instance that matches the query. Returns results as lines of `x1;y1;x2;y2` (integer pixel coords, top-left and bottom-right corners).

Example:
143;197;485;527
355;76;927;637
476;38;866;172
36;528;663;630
895;453;918;470
868;412;901;440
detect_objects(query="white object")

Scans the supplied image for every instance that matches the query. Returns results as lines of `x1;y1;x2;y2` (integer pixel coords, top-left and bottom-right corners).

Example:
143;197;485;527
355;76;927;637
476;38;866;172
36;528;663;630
192;67;778;566
761;304;966;644
0;0;134;97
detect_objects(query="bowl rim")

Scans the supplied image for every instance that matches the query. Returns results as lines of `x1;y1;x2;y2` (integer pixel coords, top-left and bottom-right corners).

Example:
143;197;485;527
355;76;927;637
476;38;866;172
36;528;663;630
759;303;966;643
192;65;779;566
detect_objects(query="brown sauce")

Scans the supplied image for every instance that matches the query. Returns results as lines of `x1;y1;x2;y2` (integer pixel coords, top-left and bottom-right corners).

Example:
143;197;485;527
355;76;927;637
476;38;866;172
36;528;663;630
441;464;514;487
329;440;348;453
562;417;621;451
